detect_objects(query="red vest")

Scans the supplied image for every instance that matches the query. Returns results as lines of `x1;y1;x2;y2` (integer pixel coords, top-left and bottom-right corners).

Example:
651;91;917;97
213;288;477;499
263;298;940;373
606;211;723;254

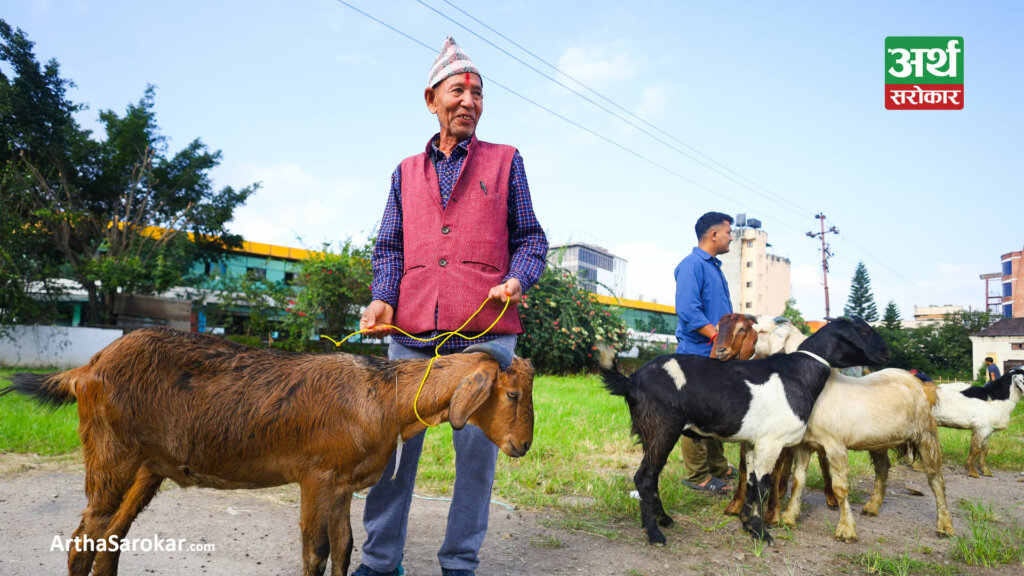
394;137;523;335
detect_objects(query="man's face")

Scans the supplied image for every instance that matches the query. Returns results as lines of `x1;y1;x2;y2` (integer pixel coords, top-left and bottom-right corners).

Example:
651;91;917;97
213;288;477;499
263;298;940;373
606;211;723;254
710;221;733;255
426;73;483;144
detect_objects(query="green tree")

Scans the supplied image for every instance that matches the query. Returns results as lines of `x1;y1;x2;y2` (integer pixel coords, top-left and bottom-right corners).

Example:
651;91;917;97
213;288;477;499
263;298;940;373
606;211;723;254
207;271;294;344
843;261;879;321
0;20;75;329
882;300;902;331
283;238;373;350
924;310;991;379
781;298;812;335
2;20;256;326
517;267;630;374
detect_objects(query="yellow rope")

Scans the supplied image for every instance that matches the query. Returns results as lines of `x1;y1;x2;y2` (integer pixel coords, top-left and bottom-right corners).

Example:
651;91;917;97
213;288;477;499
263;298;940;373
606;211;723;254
321;297;511;427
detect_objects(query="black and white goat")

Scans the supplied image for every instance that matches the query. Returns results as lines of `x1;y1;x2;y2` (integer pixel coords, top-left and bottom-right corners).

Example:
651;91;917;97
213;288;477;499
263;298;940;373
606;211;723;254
932;368;1024;477
600;316;890;545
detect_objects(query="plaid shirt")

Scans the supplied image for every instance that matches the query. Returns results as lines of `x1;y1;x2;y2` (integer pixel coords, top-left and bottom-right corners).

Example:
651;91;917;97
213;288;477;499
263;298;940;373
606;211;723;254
372;135;547;350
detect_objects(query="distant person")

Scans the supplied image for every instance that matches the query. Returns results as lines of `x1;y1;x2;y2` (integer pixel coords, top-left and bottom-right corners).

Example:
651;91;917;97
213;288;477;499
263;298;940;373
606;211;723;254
985;357;1001;382
909;369;933;383
674;211;736;494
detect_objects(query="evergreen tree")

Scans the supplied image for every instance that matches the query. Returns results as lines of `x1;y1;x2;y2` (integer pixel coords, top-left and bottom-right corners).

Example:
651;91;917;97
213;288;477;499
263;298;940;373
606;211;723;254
882;300;901;331
843;261;879;321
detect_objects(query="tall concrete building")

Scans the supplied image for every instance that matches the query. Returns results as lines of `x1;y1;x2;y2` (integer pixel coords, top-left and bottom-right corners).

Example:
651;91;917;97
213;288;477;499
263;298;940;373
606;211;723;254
1000;246;1023;318
548;242;627;298
719;217;791;317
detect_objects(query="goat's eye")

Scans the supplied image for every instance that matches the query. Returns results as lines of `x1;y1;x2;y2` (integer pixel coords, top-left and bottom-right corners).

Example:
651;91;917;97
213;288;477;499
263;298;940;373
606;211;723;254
506;391;519;400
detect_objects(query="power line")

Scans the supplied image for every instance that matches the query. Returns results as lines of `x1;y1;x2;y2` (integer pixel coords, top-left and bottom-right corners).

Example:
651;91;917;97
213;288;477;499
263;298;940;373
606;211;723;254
332;0;791;212
419;0;811;220
331;0;939;310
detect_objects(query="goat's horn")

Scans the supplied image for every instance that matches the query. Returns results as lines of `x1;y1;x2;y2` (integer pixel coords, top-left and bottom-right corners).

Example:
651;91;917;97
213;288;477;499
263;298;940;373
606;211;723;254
464;342;514;371
773;316;791;325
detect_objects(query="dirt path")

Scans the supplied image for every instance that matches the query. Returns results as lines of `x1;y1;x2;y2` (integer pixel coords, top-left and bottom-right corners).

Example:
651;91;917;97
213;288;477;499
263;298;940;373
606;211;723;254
1;454;1022;576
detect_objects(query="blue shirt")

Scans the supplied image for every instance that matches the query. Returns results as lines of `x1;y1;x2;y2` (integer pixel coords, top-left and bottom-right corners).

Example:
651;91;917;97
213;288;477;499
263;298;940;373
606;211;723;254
674;247;732;355
987;363;1001;379
371;135;548;350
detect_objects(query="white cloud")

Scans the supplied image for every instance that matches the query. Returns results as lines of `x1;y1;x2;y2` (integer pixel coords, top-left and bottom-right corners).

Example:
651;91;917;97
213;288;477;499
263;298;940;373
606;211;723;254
789;263;826;319
556;44;637;89
221;161;377;249
634;83;670;119
612;241;683;305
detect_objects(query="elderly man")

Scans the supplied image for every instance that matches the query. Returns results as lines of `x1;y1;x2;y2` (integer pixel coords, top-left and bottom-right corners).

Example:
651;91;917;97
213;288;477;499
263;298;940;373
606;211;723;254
354;37;547;576
674;211;736;494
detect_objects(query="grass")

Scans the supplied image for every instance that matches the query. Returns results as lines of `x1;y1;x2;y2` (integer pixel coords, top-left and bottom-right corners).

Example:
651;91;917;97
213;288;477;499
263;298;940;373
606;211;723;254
3;368;1024;541
841;547;964;576
0;367;79;454
950;498;1024;567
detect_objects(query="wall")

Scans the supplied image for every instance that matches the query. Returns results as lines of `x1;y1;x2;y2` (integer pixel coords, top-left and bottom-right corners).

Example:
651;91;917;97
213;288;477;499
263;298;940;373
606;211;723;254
969;336;1024;379
0;326;123;369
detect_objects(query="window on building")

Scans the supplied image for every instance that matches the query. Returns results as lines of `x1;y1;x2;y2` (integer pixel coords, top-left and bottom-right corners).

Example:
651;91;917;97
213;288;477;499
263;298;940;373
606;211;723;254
247;267;266;279
745;302;753;309
1004;304;1013;317
1004;260;1014;276
1011;343;1024;351
578;248;613;271
284;272;295;285
745;261;753;268
745;240;754;248
1004;283;1013;297
745;282;752;288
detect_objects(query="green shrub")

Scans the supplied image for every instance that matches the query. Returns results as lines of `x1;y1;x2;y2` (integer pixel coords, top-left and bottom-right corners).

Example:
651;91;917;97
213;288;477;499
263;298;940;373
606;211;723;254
517;268;629;374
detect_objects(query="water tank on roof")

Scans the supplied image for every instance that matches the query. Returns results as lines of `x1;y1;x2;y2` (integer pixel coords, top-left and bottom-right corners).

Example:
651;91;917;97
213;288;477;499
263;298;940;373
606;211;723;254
735;213;747;227
748;218;762;229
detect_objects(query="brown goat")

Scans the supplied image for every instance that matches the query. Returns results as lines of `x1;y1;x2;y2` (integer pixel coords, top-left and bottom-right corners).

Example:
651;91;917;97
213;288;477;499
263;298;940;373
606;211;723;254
1;327;534;576
712;314;837;524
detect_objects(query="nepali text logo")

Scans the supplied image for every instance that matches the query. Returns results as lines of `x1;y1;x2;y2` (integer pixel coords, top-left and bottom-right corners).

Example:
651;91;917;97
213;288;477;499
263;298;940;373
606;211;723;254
885;37;963;110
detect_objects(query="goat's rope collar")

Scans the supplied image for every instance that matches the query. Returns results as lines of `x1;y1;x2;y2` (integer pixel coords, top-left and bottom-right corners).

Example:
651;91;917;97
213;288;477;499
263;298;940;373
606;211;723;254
796;350;831;368
322;297;511;428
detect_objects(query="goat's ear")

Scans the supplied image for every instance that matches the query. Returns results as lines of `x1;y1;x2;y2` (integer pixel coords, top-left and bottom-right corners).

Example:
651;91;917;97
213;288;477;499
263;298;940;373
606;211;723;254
449;366;496;430
739;325;758;359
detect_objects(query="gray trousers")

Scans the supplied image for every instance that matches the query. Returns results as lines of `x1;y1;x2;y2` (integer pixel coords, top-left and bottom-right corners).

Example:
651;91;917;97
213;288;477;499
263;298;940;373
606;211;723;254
359;335;517;573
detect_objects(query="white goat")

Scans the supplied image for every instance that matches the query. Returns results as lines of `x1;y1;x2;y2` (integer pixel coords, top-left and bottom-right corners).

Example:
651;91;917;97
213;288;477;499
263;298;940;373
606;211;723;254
726;317;953;542
932;369;1024;477
780;369;952;542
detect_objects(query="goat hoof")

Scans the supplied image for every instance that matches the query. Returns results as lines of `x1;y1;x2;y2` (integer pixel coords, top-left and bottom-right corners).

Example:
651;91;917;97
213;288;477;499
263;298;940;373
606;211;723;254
723;501;743;517
861;507;879;517
968;470;980;478
747;530;773;546
981;470;993;477
835;532;859;543
658;515;674;527
646;529;667;546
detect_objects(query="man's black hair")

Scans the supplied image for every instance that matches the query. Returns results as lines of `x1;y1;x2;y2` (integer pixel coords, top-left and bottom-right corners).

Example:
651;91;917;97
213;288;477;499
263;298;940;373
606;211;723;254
985;356;994;363
695;212;734;241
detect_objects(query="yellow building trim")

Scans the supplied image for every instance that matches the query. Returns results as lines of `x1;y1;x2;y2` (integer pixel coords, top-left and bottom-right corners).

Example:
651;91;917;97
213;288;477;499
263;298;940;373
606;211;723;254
138;225;323;261
591;293;675;314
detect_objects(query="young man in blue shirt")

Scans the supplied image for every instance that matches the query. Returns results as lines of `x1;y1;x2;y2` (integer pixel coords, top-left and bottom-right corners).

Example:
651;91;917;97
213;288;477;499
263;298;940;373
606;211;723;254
674;211;735;493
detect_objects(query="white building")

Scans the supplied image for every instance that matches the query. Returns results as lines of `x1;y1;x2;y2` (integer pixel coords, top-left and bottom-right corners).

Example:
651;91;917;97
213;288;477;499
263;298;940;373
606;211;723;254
969;317;1024;377
548;243;627;298
719;218;791;317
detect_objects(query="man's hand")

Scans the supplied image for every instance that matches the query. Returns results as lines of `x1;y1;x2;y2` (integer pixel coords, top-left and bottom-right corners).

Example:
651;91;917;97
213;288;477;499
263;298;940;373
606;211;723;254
487;278;522;305
360;300;395;337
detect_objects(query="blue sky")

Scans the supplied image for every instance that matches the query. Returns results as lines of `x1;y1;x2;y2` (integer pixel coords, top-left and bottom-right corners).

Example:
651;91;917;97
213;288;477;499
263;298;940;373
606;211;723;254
6;0;1022;320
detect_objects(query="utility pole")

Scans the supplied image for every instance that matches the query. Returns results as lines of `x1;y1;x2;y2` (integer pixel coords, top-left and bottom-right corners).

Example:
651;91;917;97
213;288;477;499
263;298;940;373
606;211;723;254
806;213;839;319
